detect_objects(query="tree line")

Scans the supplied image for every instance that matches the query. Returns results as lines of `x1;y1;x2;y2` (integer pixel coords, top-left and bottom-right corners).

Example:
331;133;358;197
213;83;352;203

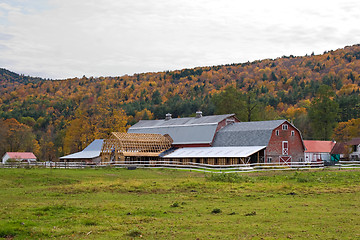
0;45;360;160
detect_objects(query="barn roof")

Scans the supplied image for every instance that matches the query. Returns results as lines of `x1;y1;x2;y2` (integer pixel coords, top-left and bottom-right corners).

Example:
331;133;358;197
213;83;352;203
129;114;235;128
212;120;287;147
348;137;360;145
6;152;36;159
330;137;360;155
128;114;235;145
330;142;347;155
60;139;103;159
304;140;335;153
162;146;266;158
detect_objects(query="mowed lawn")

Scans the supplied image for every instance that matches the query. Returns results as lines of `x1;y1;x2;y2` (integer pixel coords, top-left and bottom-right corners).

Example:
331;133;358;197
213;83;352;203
0;168;360;239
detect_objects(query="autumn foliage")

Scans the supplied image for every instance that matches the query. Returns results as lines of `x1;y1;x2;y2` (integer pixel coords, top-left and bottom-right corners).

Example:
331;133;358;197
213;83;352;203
1;44;360;160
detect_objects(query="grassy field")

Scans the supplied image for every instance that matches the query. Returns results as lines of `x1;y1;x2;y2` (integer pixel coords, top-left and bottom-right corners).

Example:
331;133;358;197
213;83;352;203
0;168;360;239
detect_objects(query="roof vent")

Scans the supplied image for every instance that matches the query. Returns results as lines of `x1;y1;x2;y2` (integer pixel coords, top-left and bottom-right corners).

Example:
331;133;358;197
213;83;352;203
165;113;172;120
195;111;202;118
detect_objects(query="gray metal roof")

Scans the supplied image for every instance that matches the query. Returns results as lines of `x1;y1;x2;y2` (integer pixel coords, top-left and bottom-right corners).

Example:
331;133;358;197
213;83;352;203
60;139;104;159
128;114;235;145
128;124;218;145
212;120;287;147
129;114;235;128
162;146;266;158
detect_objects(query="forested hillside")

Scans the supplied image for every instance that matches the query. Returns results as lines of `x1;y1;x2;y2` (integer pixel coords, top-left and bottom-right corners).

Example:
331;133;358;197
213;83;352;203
1;45;360;160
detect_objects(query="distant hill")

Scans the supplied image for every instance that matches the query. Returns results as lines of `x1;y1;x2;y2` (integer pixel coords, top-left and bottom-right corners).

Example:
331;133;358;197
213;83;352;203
0;68;44;84
0;44;359;160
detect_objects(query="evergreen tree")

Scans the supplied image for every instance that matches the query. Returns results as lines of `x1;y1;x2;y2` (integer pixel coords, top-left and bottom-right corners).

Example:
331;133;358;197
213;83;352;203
212;86;246;121
308;85;339;140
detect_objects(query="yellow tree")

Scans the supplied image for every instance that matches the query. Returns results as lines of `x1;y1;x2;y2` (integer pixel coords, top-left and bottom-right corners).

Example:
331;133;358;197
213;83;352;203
63;118;89;154
332;118;360;142
2;118;36;153
134;109;154;122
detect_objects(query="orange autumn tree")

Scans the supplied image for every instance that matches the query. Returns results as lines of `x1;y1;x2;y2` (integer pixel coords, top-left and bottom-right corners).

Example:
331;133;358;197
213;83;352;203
332;118;360;142
0;118;38;157
63;107;128;155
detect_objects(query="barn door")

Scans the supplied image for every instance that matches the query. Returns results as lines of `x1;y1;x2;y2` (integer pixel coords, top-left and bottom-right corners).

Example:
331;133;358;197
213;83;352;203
282;141;288;155
280;156;292;166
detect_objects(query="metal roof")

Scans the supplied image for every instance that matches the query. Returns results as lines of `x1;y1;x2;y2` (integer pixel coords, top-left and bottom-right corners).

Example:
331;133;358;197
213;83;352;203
129;114;235;128
128;124;218;145
5;152;36;159
304;140;335;153
162;146;266;158
60;139;103;159
212;120;287;147
128;114;235;145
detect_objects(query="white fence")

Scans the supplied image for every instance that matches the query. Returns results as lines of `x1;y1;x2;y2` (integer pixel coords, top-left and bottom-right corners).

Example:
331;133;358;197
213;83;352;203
335;161;360;169
1;160;359;173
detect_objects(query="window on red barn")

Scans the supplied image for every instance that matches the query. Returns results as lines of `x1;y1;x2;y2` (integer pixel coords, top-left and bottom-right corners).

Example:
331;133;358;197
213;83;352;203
282;141;288;155
282;124;288;130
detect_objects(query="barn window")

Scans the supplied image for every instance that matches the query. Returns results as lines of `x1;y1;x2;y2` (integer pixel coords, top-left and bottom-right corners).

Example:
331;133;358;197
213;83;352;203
282;124;288;130
291;130;295;136
275;130;279;136
282;141;288;155
267;157;272;163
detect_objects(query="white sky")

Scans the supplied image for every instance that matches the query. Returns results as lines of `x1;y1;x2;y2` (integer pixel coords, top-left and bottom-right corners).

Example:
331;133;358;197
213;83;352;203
0;0;359;79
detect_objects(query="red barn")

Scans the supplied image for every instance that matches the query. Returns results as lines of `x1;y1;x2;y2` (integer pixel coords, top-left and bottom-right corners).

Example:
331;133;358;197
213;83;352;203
212;120;305;164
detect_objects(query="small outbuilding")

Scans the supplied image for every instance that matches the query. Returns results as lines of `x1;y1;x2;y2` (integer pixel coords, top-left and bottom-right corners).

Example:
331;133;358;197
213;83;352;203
330;137;360;161
2;152;37;164
303;140;336;163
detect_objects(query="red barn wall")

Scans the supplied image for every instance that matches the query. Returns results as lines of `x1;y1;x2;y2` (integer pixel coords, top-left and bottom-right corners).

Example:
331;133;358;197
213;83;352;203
266;122;305;163
216;116;240;132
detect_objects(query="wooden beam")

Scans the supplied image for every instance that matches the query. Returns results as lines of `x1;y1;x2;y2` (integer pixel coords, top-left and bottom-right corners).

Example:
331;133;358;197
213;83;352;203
101;132;172;164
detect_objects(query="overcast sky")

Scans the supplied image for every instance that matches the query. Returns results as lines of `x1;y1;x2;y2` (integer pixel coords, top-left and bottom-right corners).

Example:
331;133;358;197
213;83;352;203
0;0;359;79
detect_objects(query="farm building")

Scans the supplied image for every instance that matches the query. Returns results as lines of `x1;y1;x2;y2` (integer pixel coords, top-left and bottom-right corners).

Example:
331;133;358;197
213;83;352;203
212;120;305;164
2;152;37;164
330;137;360;161
330;142;347;161
303;140;336;163
59;139;104;164
122;113;305;165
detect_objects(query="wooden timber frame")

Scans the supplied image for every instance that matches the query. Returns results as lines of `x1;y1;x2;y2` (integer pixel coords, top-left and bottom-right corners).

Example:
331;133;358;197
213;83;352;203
101;132;173;164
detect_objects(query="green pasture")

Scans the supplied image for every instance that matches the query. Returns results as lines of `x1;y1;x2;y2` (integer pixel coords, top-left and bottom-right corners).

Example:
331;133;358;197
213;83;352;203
0;168;360;239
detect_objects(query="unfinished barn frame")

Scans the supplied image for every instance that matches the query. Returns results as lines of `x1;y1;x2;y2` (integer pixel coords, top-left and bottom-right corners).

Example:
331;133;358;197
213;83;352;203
101;132;172;164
